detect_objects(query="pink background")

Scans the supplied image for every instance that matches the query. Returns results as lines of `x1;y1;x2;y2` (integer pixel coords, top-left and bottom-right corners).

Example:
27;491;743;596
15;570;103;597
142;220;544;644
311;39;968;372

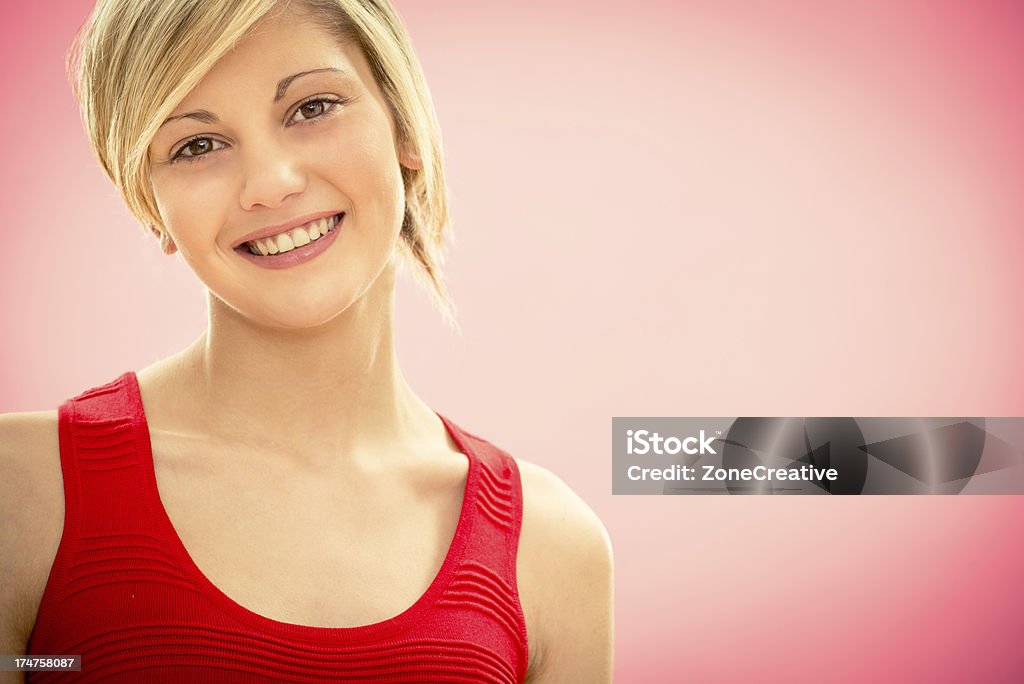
3;1;1023;681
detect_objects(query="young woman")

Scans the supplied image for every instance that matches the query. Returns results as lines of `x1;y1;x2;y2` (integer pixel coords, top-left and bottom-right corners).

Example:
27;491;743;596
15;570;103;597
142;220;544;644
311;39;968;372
0;1;613;681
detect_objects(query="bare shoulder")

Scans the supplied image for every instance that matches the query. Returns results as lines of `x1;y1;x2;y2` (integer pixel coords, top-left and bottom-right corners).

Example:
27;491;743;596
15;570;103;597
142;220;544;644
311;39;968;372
0;410;65;661
513;457;614;683
515;458;612;557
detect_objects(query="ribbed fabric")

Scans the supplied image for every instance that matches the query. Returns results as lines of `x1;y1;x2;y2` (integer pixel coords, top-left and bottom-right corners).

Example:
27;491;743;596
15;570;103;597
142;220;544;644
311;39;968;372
26;371;528;683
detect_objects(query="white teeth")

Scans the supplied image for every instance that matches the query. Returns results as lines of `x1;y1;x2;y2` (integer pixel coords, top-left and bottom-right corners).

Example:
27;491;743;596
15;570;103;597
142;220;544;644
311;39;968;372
244;214;341;256
291;226;311;248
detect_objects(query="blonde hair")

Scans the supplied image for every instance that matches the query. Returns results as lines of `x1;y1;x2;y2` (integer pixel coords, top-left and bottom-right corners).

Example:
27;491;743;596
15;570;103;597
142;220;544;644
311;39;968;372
67;0;458;329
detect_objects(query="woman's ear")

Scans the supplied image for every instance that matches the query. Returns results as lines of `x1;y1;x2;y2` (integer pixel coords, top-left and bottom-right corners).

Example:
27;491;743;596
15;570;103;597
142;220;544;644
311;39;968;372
149;224;178;256
399;142;422;171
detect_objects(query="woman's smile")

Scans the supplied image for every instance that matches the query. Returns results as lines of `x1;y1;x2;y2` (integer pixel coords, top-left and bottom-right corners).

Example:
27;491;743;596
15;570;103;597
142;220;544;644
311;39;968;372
233;212;345;269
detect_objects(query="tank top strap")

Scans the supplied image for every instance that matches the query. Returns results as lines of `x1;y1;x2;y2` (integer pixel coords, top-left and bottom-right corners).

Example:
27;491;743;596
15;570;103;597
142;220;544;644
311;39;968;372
58;371;153;534
33;371;168;644
435;418;529;672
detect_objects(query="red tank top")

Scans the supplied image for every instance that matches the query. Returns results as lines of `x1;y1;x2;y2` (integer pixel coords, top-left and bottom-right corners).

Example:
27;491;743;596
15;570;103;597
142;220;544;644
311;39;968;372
26;371;528;683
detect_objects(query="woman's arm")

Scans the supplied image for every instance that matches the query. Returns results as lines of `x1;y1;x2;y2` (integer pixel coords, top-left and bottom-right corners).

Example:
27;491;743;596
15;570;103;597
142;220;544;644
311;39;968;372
518;461;614;683
0;412;64;684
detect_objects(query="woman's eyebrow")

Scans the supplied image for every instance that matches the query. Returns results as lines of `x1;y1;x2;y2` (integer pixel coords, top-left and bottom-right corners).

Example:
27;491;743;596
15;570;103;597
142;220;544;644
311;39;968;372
161;109;219;127
274;67;350;102
160;67;351;128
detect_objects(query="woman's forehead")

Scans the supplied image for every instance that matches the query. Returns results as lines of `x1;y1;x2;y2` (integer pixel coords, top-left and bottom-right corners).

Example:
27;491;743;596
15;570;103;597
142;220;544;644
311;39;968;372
195;11;358;89
166;19;371;120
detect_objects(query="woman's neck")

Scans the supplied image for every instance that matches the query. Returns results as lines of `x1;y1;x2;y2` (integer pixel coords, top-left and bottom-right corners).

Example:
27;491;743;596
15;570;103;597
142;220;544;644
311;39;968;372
140;262;445;473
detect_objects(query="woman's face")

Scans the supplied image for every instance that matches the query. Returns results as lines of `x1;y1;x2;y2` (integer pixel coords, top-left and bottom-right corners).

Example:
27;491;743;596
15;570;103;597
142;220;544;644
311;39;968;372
148;4;417;329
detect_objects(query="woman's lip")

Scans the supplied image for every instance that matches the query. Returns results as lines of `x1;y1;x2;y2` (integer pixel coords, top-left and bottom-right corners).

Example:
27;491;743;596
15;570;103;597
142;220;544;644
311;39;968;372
233;213;344;269
231;210;344;249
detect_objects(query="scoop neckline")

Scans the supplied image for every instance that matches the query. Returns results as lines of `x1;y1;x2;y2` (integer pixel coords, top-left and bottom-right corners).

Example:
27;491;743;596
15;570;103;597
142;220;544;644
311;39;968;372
123;370;481;643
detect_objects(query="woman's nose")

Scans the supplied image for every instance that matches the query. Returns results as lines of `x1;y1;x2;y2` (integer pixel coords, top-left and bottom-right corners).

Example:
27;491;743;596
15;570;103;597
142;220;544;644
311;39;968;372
237;138;307;211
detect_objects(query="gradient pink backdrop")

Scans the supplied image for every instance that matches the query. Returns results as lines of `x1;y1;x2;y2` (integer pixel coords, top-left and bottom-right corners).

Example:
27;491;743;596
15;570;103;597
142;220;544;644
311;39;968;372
3;1;1023;682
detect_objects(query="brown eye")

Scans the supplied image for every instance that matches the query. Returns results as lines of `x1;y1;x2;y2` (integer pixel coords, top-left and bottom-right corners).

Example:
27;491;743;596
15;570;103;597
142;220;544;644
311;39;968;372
186;139;213;155
287;96;347;126
299;101;325;119
171;136;225;163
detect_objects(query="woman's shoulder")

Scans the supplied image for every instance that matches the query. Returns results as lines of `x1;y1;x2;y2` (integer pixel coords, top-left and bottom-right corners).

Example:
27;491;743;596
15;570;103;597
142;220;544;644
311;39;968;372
512;456;614;679
0;410;64;657
514;456;611;554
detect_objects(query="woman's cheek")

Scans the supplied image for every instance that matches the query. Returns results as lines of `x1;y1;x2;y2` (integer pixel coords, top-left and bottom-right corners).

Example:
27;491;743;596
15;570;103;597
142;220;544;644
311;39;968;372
159;172;234;249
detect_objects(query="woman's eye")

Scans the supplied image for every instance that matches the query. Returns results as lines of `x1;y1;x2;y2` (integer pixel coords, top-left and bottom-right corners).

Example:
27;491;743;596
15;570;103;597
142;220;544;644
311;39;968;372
171;137;225;163
298;100;327;119
288;97;344;125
